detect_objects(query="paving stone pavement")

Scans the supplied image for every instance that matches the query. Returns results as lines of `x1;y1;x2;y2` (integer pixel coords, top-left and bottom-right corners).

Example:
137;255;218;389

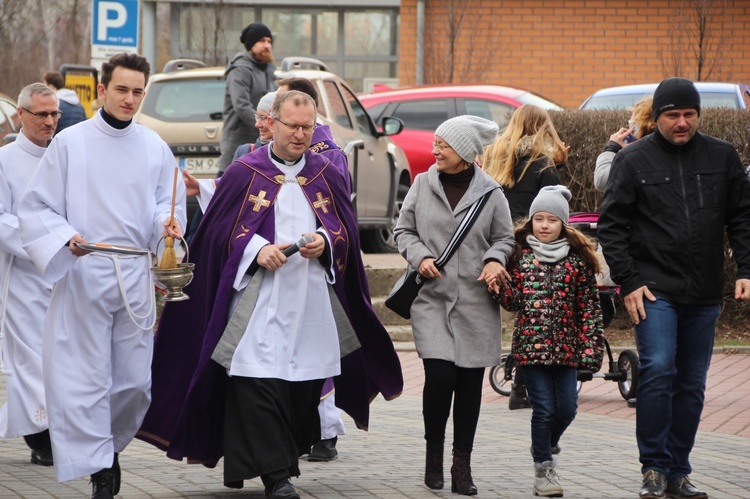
1;350;749;498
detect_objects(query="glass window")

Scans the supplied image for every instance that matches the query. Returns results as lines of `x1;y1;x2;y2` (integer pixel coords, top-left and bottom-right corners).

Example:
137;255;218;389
699;91;739;108
322;81;352;129
392;100;449;131
315;12;338;56
464;99;515;127
344;11;394;56
341;84;374;136
140;78;225;123
263;10;312;54
365;103;390;125
343;62;394;93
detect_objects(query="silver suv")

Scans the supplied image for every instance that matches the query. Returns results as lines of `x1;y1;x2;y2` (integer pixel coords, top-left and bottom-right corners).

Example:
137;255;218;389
135;57;410;252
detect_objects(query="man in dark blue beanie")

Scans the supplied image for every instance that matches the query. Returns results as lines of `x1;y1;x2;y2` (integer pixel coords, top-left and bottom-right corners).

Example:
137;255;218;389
218;22;277;175
599;76;750;499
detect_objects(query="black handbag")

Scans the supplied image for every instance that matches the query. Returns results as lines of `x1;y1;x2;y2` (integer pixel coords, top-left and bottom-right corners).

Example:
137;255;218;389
385;192;491;319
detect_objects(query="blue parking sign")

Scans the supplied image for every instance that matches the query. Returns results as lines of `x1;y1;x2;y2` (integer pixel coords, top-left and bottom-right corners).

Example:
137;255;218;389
91;0;139;57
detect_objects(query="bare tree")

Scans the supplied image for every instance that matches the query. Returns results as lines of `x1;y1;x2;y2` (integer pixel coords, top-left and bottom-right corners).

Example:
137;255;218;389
0;0;89;98
192;0;229;66
659;0;734;81
424;0;500;84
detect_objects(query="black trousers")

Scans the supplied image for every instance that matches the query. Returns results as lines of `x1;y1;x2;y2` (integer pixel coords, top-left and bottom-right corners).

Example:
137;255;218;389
223;376;323;488
422;359;485;453
23;429;51;451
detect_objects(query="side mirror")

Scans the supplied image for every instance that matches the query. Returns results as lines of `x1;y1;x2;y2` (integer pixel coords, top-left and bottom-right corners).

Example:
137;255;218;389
380;116;404;136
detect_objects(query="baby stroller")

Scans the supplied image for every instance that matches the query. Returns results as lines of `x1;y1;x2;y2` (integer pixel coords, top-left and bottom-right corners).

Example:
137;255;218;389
489;212;639;403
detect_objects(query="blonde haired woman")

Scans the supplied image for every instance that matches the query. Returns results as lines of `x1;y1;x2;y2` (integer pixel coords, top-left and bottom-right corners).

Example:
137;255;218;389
482;104;568;222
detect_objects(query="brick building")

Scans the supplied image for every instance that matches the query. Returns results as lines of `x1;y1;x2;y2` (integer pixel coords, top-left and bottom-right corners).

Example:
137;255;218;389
397;0;750;108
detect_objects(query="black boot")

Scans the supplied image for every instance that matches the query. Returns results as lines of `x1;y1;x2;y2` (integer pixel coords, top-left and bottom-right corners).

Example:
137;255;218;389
450;448;477;496
30;447;54;466
112;453;121;495
508;383;531;410
424;441;444;489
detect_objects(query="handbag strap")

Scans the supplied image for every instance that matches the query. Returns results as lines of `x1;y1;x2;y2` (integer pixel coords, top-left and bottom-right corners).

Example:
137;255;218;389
434;190;492;269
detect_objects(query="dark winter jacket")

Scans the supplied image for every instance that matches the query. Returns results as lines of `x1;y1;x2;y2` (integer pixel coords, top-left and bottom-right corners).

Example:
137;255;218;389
496;247;604;371
218;52;276;171
598;128;750;304
504;156;561;221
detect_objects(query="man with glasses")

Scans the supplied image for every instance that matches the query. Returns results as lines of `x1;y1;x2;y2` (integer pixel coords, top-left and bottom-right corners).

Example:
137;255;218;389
0;82;58;468
140;91;403;499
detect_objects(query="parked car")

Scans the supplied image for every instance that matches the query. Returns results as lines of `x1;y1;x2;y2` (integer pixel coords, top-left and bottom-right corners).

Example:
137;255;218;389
359;84;563;178
579;82;750;110
0;92;20;145
134;57;409;252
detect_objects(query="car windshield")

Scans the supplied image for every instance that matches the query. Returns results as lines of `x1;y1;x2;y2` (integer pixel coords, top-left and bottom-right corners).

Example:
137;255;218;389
141;78;224;122
582;93;651;110
515;92;563;110
699;92;739;108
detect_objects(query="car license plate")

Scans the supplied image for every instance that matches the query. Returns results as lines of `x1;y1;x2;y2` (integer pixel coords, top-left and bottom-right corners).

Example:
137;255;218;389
179;156;219;175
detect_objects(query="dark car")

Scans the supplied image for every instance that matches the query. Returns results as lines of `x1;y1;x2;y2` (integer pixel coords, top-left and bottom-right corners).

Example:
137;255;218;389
359;84;562;178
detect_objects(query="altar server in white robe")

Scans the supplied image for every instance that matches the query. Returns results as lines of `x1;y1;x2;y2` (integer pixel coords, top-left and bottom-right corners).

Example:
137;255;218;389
18;53;186;499
0;83;58;467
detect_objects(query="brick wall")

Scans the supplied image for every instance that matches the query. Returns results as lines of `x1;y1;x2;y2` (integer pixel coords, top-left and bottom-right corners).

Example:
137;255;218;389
398;0;750;108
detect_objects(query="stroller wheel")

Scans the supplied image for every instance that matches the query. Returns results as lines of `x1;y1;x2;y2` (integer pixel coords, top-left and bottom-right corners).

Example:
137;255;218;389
489;355;514;396
617;350;640;400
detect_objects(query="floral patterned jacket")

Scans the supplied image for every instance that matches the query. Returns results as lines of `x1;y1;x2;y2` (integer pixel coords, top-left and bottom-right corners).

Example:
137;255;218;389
494;247;604;372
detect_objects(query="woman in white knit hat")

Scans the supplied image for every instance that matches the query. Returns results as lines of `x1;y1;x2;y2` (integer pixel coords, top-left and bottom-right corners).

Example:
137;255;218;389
492;185;604;497
394;115;515;495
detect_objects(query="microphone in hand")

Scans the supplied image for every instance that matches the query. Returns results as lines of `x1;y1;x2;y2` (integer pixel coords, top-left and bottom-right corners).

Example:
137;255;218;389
281;234;315;257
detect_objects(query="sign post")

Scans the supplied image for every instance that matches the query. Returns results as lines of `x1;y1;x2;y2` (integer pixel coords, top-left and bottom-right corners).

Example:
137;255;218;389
91;0;140;68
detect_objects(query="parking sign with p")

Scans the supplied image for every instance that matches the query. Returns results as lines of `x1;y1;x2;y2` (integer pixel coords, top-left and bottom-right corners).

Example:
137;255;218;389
91;0;140;59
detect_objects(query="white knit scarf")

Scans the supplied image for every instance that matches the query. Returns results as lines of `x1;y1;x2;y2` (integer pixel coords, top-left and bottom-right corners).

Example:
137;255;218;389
526;235;570;263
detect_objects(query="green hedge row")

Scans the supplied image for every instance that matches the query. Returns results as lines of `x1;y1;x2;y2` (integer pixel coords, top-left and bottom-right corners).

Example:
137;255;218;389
548;108;750;316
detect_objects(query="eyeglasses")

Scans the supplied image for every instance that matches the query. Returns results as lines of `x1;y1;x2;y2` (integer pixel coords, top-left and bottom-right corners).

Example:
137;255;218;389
21;107;63;120
274;117;316;135
432;142;452;151
255;113;269;123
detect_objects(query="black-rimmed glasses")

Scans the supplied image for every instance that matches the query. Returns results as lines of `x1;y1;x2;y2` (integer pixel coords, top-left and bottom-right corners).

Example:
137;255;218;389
274;117;316;135
22;107;63;119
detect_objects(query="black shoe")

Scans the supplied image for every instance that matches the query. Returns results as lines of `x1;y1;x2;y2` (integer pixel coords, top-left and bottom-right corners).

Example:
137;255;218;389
90;468;116;499
665;477;708;498
508;384;531;410
308;436;338;462
30;448;54;466
640;470;667;498
265;477;300;498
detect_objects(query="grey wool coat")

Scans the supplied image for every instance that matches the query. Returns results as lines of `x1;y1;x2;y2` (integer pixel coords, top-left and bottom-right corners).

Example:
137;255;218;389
394;164;515;368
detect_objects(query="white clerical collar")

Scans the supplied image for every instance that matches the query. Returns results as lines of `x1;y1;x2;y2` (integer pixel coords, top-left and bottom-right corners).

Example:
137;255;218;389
16;129;47;158
269;143;304;166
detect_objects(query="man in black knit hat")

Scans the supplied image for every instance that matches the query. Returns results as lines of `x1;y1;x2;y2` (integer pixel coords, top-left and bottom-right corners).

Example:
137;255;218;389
599;77;750;499
218;22;277;175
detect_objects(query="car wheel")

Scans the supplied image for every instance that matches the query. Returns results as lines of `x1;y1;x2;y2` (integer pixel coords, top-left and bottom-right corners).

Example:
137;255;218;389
361;184;409;253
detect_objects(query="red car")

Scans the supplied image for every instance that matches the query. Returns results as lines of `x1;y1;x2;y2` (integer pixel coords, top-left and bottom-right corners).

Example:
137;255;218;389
359;84;562;179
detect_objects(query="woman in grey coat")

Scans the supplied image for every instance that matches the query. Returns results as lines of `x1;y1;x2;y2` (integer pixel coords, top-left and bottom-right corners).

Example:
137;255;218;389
394;115;515;495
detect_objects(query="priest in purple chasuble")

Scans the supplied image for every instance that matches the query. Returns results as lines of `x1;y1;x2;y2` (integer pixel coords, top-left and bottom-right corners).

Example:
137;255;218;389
138;91;403;496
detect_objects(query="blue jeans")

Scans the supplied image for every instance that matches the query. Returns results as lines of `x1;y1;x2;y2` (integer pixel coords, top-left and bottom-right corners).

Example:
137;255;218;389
521;365;578;463
634;297;719;480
